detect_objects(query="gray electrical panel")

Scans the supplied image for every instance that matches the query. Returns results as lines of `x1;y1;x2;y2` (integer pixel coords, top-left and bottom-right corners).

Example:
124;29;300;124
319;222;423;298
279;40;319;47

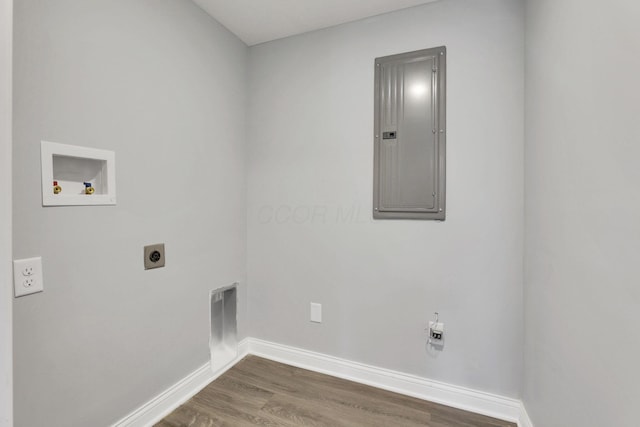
373;46;446;220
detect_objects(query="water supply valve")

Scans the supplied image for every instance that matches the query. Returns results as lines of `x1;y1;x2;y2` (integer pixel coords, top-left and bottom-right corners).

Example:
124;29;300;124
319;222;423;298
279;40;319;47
83;182;95;195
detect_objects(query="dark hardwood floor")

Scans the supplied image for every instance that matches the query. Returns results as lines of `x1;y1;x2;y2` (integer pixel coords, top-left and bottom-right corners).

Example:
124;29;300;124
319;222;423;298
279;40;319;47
156;355;516;427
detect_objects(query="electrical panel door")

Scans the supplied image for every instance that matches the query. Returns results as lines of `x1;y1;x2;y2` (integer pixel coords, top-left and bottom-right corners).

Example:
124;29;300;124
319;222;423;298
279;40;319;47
373;46;446;220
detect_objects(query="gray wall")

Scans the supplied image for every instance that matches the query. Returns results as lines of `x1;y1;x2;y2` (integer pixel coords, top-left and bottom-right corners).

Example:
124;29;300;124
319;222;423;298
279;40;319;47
524;0;640;425
247;0;524;397
12;1;247;426
0;0;13;424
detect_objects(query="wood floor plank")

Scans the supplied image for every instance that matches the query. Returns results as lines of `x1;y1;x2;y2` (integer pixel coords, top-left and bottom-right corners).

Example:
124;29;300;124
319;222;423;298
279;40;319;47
157;403;222;427
155;355;516;427
188;389;284;426
259;392;431;427
202;374;274;410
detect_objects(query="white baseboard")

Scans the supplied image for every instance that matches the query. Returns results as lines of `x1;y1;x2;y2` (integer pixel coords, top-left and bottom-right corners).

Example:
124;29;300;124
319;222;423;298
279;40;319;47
113;337;534;427
248;338;524;425
518;402;534;427
112;338;249;427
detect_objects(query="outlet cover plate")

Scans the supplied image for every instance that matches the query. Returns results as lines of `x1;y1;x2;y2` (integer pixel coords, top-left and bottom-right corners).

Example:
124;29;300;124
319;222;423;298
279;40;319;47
13;257;44;297
310;302;322;323
144;244;166;270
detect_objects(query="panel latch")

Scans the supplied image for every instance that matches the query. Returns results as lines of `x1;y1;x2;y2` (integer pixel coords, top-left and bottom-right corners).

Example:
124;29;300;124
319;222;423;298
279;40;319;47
382;131;397;139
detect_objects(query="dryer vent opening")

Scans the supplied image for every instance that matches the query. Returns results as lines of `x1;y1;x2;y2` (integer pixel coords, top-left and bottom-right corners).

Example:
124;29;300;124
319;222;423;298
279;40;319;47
210;283;238;372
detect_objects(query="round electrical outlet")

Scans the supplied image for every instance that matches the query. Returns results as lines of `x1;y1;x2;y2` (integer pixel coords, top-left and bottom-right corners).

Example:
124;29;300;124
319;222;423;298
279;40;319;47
149;251;162;263
144;244;166;270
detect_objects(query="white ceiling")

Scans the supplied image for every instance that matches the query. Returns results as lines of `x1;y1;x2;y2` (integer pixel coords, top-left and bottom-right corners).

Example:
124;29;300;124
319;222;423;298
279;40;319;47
192;0;440;46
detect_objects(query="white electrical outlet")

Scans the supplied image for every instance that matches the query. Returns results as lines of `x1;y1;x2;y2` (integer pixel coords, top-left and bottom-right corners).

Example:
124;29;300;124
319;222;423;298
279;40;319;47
13;257;44;297
429;321;444;341
310;302;322;323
